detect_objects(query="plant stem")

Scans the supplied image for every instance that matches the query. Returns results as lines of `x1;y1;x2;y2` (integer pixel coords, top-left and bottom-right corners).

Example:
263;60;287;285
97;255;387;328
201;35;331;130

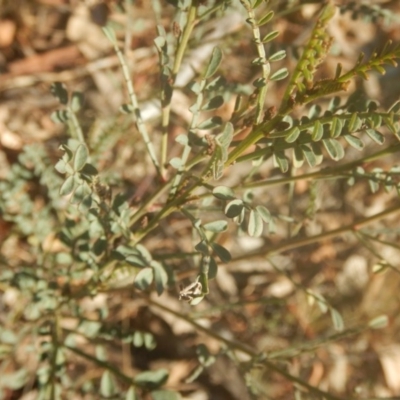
64;344;135;385
147;296;349;400
232;203;400;261
103;27;162;178
242;142;400;189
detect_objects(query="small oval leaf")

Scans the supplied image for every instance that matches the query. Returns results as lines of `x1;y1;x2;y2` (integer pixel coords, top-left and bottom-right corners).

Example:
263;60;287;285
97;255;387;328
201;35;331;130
330;308;344;332
197;116;223;130
270;67;288;81
203;220;228;233
366;128;384;144
344;134;364;150
269;50;286;62
204;47;222;79
273;151;289;172
248;209;263;237
211;242;231;263
368;314;389;329
202;95;224;111
134;268;154;291
169;157;183;169
50;82;68;105
74;144;89;171
175;134;188;146
212;186;236;200
60;175;76;196
285;127;300;143
134;369;168;390
255;205;271;222
258;10;274;26
71;91;84;112
261;30;279;43
225;199;244;218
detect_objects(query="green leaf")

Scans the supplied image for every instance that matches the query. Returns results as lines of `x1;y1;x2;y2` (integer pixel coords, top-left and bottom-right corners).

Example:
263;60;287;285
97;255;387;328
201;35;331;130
196;344;216;367
261;30;279;43
55;159;67;174
201;95;224;111
73;144;89;171
102;25;116;42
348;112;362;132
312;120;323;141
120;104;134;114
151;261;168;296
134;268;154;291
203;220;228;233
217;122;234;149
134;369;169;390
133;331;144;347
151;390;181;400
388;99;400;113
212;186;236;200
71;91;84;112
208;257;218;279
273;151;289;172
368;178;380;193
169;157;183;169
330;117;343;138
344;134;364;150
368;315;389;329
137;244;153;262
126;386;138;400
368;114;382;128
197;116;223;130
248;209;263;237
257;10;274;26
205;75;225;91
301;144;317;167
225;199;244;218
211;242;231;263
100;371;118;397
255;205;271;222
328;96;341;111
204;47;222;79
126;255;147;267
185;365;204;384
154;36;166;52
330;308;344;332
308;104;321;119
50;82;68;105
189;81;202;95
70;183;90;205
251;57;264;66
252;0;264;8
253;77;267;88
383;115;397;134
269;50;286;62
270;67;288;81
51;109;69;123
293;146;304;168
285;127;300;143
1;368;28;390
366;128;384;144
175;134;188;146
60;175;76;196
322;138;344;161
144;332;157;350
195;240;209;255
310;292;328;313
310;142;323;165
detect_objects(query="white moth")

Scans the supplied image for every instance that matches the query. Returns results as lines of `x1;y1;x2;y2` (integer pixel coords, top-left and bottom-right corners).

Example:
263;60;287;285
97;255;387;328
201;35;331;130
179;281;203;302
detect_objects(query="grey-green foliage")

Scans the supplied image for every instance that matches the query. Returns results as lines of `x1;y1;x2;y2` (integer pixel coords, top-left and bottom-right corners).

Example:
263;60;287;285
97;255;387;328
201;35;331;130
1;0;400;399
